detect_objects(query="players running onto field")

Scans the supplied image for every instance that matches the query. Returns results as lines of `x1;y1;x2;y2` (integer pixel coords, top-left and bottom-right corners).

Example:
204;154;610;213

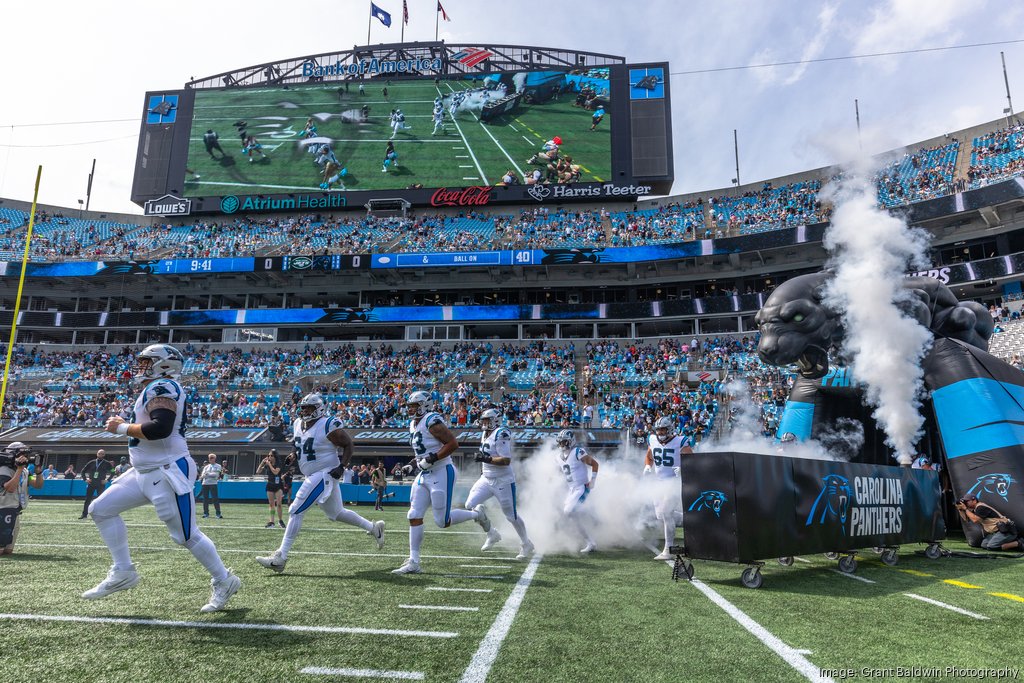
555;429;599;554
85;344;241;612
644;416;692;560
392;391;493;575
382;140;399;173
464;409;534;560
242;134;268;162
256;394;384;573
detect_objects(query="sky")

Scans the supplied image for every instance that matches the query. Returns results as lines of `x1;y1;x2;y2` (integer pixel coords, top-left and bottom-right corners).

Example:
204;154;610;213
0;0;1021;215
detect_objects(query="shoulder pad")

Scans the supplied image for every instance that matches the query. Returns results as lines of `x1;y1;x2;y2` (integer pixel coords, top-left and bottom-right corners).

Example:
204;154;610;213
146;380;182;401
425;413;444;428
495;427;512;440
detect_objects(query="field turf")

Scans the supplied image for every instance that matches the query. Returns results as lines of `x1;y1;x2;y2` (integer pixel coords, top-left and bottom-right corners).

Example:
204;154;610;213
183;78;611;198
4;500;1023;682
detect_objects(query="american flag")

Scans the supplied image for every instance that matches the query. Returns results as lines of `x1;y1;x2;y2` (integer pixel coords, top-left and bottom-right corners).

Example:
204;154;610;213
437;1;450;21
403;0;409;25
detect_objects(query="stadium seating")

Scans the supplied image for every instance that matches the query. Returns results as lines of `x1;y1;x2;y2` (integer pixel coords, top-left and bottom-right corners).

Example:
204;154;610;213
967;123;1024;189
709;180;826;235
875;141;959;208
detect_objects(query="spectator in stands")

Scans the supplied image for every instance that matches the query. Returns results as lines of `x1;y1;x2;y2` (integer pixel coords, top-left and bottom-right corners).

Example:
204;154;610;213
42;463;58;479
64;464;77;479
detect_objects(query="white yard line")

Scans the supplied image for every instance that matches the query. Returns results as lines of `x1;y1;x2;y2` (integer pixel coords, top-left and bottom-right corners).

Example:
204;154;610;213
793;557;811;564
903;593;989;620
399;605;480;612
442;574;506;580
426;587;493;594
23;521;487;537
828;569;876;584
651;547;830;683
476;121;526;178
441;84;489;184
521;135;533;144
0;613;458;638
300;667;424;680
457;554;543;683
18;542;514;562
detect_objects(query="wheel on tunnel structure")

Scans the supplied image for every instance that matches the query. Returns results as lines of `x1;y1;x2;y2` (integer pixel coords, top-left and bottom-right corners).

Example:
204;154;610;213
741;567;763;589
838;555;858;574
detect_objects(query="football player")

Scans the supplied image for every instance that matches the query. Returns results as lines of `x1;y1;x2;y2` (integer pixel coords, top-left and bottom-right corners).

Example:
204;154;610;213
463;409;534;560
86;345;241;612
431;107;446;136
256;394;384;573
555;430;599;554
644;416;692;560
392;391;493;575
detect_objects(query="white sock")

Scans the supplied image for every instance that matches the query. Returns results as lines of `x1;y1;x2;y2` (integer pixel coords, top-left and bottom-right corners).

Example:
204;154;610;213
662;518;676;552
334;508;373;531
448;509;477;525
409;524;424;563
510;516;531;545
184;531;228;581
278;513;304;559
94;516;133;571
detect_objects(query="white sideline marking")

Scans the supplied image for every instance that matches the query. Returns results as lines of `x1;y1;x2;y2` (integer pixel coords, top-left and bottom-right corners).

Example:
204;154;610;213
828;569;876;584
300;667;424;680
903;593;989;620
462;177;479;180
459;165;474;168
0;613;458;638
652;547;829;683
477;120;526;178
17;543;515;562
24;520;488;537
794;557;811;564
458;565;511;570
440;84;489;184
457;554;543;683
795;649;813;655
426;587;493;594
399;604;479;612
443;574;506;580
521;135;533;144
508;123;518;132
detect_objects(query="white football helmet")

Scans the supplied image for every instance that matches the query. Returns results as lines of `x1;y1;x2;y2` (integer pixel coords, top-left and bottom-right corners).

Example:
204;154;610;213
556;429;576;452
655;416;675;444
134;344;184;384
406;391;433;418
479;408;500;431
298;393;327;427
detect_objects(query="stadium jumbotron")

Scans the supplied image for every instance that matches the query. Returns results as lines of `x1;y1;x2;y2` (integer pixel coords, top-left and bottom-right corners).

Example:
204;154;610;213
3;5;1024;683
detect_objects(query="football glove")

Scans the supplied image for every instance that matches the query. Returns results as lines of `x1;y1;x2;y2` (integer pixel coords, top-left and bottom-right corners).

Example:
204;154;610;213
401;464;415;475
417;453;439;470
328;465;345;480
673;467;681;477
643;465;653;476
475;451;493;463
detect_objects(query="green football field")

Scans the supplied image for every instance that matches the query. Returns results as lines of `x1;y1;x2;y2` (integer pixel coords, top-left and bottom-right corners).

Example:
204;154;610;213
183;78;612;198
4;501;1023;682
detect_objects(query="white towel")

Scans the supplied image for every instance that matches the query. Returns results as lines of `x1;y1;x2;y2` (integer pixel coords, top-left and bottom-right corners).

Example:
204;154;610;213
161;462;194;496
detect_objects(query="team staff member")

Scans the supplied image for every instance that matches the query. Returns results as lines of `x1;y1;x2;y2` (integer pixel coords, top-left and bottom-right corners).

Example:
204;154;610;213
281;452;297;506
80;449;114;519
257;450;285;528
370;460;388;511
198;453;224;519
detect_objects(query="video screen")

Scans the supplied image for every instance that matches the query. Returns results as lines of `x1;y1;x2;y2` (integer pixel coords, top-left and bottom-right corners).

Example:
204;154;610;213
181;69;613;197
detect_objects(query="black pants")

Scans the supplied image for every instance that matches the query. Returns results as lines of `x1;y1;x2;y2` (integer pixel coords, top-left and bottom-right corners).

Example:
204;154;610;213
375;485;386;509
82;481;106;517
198;484;221;516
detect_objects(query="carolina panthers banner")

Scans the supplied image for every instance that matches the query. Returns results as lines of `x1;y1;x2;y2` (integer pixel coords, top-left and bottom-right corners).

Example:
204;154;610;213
924;338;1024;526
681;452;944;564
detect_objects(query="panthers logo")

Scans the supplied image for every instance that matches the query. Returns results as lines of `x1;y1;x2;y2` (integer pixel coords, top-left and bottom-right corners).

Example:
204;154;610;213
966;473;1015;502
688;490;727;517
806;474;851;533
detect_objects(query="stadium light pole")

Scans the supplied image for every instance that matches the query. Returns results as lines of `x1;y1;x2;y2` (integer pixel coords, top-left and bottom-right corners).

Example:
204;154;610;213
855;99;862;151
733;129;741;188
1002;52;1015;126
85;158;96;212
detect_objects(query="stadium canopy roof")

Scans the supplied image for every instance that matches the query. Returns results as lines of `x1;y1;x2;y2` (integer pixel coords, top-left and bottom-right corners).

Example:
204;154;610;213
186;42;626;90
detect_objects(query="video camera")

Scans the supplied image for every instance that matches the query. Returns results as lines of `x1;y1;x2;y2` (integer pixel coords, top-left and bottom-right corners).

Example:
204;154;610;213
0;443;40;470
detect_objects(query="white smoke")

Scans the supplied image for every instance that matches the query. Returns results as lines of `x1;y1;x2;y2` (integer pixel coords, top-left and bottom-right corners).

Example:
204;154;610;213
820;157;933;465
448;85;510;117
512;73;527;94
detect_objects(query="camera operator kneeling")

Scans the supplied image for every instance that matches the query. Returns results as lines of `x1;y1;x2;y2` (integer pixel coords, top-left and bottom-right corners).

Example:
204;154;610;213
957;494;1024;551
1;442;45;555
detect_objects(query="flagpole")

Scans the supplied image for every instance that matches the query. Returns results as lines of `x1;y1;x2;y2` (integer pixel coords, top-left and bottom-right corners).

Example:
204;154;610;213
367;3;372;45
435;4;439;41
401;1;405;43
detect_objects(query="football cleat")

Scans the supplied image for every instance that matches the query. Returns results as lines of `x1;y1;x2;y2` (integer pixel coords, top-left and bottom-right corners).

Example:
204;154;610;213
201;570;241;612
82;564;140;600
515;542;535;561
580;542;597;555
256;551;287;573
653;550;673;561
473;505;492;533
481;529;502;552
391;558;422;574
369;520;386;549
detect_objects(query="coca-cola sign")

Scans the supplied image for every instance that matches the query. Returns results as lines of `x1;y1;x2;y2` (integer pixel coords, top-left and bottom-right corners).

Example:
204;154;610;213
430;186;493;207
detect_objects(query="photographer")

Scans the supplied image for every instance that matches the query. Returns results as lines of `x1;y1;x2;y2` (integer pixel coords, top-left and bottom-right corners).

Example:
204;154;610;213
1;442;44;555
79;449;114;519
957;494;1024;551
256;450;285;529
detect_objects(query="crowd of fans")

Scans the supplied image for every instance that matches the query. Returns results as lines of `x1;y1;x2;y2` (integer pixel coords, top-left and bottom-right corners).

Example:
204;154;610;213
966;121;1024;190
875;141;959;208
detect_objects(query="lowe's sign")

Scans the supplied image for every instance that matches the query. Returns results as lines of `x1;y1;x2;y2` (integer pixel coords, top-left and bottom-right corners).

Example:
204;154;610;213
302;57;443;78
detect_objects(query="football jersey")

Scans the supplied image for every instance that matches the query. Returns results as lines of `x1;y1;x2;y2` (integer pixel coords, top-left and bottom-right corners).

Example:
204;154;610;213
128;379;189;470
479;426;514;480
409;412;452;472
647;434;690;479
557;446;591;487
292;415;345;476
